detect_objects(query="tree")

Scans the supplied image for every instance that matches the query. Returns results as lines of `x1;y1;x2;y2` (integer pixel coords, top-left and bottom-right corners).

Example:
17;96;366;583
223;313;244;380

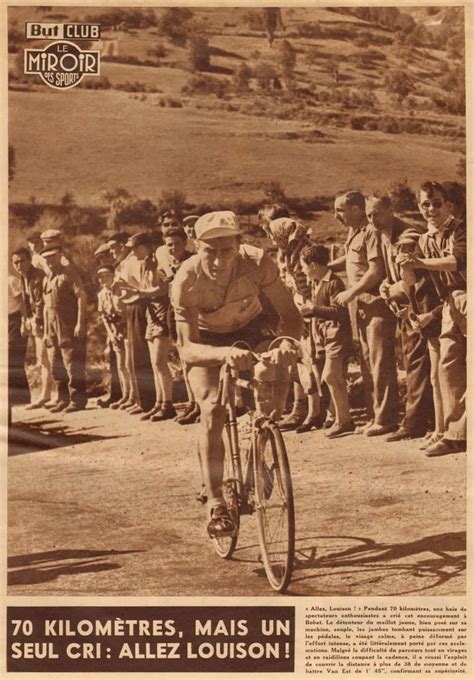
157;189;187;216
188;34;211;71
384;70;413;102
8;145;15;183
106;193;159;230
279;40;296;84
233;63;253;91
157;7;194;46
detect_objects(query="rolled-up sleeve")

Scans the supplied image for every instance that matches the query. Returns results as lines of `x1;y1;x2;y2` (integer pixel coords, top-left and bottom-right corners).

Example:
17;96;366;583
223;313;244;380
170;263;199;325
449;227;466;270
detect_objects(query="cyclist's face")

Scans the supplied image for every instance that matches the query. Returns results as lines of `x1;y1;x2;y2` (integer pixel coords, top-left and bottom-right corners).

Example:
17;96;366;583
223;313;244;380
198;237;239;281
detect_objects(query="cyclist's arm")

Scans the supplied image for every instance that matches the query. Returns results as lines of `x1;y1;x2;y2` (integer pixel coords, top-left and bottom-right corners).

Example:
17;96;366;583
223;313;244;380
176;317;229;367
262;277;303;340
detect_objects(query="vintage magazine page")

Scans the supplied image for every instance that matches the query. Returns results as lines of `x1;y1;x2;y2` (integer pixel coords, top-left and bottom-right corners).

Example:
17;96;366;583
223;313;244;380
1;0;472;677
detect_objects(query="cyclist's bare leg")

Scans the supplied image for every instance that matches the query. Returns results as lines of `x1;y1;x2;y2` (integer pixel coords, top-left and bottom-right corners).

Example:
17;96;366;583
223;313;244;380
188;365;227;512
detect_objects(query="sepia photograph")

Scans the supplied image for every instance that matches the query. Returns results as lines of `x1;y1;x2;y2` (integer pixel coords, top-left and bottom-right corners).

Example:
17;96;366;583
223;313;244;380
6;1;467;612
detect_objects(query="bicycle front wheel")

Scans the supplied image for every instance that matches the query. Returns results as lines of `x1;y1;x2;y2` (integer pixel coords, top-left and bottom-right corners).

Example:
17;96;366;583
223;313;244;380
254;422;295;592
212;423;239;559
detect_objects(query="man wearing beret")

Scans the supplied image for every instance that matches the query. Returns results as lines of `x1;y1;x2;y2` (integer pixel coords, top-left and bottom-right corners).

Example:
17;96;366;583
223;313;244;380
171;211;302;538
41;245;88;412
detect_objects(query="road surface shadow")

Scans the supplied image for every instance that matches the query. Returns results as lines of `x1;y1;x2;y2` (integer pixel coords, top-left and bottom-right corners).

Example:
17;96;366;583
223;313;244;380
287;531;465;596
8;421;128;456
8;548;142;587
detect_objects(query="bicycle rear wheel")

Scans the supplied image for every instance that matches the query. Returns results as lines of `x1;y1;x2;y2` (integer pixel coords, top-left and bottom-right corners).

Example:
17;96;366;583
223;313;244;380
212;424;239;559
254;422;295;592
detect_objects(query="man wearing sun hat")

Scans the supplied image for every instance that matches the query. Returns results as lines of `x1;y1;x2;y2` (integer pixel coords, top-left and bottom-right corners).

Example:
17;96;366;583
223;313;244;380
171;210;302;539
41;243;87;413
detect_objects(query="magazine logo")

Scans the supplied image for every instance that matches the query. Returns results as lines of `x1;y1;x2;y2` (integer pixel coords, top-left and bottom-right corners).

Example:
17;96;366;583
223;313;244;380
26;22;100;40
24;41;100;90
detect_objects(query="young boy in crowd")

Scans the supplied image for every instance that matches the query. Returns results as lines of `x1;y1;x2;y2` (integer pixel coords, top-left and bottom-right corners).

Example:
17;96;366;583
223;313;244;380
299;244;354;439
97;264;131;408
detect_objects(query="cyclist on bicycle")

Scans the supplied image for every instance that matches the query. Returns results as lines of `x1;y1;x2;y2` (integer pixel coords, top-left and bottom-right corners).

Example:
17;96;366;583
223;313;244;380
170;211;303;538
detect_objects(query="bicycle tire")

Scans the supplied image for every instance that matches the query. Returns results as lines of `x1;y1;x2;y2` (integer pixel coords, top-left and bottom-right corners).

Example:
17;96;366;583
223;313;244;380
254;422;295;592
212;424;239;559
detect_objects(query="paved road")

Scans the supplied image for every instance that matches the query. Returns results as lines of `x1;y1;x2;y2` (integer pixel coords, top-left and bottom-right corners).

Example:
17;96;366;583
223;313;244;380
8;405;466;597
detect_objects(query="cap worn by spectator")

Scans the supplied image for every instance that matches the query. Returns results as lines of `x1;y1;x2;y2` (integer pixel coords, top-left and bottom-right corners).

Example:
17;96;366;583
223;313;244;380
96;264;114;276
40;245;62;257
41;229;63;243
94;243;111;257
183;215;200;227
107;233;129;246
194;211;241;241
126;232;153;249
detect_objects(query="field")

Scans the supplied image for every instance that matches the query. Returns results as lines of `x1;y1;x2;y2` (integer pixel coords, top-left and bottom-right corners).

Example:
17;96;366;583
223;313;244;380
8;5;465;220
9;89;461;210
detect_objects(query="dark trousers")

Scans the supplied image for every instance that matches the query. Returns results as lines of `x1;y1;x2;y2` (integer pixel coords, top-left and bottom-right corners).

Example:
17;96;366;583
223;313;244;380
47;335;87;408
8;312;28;407
357;299;399;426
127;300;155;411
104;338;122;402
399;318;434;433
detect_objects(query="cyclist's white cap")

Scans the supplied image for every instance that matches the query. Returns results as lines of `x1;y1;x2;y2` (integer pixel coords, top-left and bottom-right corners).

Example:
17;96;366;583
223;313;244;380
195;211;241;241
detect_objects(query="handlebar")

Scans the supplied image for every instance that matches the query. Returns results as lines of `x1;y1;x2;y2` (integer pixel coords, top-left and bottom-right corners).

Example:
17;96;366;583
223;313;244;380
216;337;315;406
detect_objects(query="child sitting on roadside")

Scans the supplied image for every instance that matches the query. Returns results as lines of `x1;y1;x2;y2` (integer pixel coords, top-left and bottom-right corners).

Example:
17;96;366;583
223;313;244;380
97;265;131;408
299;244;354;439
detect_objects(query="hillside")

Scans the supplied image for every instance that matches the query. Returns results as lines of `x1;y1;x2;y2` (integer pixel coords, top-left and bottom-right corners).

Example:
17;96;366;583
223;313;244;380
8;5;465;216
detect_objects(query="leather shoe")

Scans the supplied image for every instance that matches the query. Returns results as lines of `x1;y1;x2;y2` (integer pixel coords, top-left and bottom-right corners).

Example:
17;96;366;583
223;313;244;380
176;405;200;425
128;404;144;415
140;404;162;421
63;403;86;413
365;423;397;437
425;438;466;457
207;505;237;538
25;399;49;410
386;427;425;442
49;401;68;413
151;404;177;422
295;415;325;433
278;415;305;431
325;421;356;439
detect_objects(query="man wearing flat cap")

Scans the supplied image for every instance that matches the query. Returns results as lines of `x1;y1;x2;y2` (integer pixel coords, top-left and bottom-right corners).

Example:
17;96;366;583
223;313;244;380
41;245;87;412
171;210;302;539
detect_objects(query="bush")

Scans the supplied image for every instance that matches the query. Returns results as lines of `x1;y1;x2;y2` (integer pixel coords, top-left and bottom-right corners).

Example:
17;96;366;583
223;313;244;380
115;81;149;93
388;180;417;212
188;34;211;71
182;74;229;98
158;189;187;216
253;62;278;91
80;75;112;90
157;7;193;46
233;62;253;91
147;42;167;59
262;181;286;204
296;21;321;39
384;69;414;102
378;115;401;134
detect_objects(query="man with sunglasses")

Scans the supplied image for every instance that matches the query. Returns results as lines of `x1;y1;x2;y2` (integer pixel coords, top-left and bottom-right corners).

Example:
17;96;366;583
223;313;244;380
398;181;466;456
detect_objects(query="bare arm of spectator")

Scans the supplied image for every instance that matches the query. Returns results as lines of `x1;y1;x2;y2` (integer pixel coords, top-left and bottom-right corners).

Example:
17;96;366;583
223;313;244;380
334;258;385;306
328;254;346;272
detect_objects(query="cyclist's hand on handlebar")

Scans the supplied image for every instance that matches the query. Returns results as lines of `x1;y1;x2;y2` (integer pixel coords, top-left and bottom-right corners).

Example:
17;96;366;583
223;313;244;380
271;340;299;369
227;347;254;373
